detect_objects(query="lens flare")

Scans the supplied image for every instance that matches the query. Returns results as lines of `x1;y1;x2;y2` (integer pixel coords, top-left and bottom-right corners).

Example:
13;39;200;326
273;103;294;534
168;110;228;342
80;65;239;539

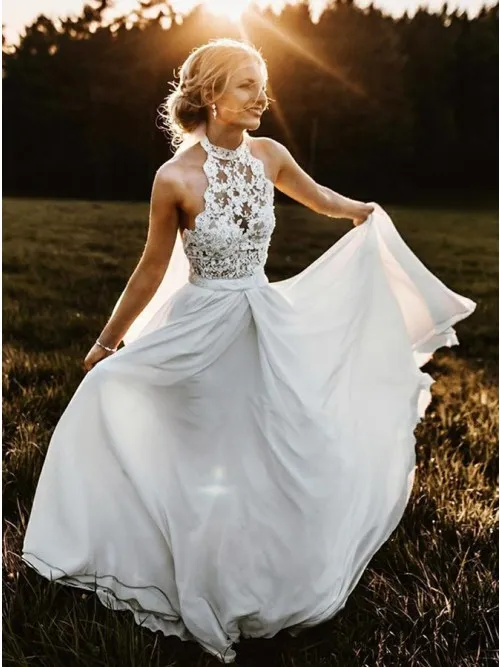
202;0;252;21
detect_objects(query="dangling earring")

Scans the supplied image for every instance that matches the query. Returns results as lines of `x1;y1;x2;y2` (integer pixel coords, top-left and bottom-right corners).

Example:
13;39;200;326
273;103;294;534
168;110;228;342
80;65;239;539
211;103;217;119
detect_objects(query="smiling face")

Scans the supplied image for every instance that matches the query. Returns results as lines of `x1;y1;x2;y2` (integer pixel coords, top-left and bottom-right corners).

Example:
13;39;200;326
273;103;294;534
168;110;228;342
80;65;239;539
211;59;268;131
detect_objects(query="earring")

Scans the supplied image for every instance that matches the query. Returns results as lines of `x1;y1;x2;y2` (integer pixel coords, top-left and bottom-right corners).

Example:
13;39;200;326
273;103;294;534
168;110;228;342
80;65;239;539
211;103;217;119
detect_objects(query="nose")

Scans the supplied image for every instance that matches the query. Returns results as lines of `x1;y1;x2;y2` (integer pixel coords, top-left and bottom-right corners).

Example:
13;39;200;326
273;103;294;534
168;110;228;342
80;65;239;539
256;87;267;109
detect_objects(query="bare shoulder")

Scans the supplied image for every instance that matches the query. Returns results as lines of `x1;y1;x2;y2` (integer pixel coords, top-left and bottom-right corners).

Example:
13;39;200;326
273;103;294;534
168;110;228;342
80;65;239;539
156;144;206;194
251;136;290;161
154;157;186;194
154;152;197;206
249;136;291;182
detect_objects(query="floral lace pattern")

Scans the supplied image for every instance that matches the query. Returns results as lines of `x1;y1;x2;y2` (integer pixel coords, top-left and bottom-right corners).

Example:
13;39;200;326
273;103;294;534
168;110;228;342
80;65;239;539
182;134;276;280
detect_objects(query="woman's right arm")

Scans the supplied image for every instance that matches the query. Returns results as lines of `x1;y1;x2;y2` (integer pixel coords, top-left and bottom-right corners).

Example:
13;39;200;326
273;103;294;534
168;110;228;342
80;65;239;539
83;164;182;371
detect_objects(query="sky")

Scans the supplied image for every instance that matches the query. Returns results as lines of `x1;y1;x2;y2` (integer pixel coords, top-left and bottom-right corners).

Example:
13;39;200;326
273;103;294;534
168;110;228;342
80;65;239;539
2;0;497;46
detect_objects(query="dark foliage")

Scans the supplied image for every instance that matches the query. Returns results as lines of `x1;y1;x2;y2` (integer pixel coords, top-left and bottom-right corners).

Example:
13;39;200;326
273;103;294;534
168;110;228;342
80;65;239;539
2;0;498;203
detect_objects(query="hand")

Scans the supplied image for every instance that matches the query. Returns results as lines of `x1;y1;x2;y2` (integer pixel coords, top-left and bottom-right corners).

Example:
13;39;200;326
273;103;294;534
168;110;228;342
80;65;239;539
83;343;115;373
352;203;375;227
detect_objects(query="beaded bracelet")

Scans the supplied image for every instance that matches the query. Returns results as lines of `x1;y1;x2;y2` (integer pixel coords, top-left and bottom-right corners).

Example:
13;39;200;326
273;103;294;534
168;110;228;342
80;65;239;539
95;339;118;353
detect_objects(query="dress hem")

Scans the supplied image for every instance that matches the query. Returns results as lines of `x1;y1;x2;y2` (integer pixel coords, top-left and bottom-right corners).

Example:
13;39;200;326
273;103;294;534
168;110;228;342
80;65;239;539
21;551;239;664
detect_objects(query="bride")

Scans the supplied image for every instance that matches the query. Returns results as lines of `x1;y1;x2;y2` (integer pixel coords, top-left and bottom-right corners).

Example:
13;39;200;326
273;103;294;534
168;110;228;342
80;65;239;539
83;38;374;370
22;38;476;664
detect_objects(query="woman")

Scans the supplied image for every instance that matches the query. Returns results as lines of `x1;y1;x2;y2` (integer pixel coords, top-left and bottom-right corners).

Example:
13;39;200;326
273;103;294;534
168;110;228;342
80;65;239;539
22;38;476;664
84;38;374;370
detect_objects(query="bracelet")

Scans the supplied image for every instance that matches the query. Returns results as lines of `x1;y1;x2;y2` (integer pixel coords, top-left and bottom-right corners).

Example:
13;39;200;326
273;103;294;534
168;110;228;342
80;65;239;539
95;339;118;353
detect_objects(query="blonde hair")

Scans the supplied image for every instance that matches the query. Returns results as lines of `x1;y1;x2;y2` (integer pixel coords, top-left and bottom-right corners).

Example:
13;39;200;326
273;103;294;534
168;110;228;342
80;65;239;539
157;38;268;150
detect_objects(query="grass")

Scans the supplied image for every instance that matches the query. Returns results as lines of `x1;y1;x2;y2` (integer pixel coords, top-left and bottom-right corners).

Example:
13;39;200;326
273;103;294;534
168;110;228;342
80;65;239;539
3;197;498;666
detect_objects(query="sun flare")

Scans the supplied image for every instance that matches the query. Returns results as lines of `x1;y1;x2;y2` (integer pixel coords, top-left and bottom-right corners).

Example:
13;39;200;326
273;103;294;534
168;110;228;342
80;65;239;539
168;0;299;23
204;0;252;20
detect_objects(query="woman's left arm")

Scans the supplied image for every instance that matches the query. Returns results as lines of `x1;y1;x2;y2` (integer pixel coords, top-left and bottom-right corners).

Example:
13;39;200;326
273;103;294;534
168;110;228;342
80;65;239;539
263;138;373;227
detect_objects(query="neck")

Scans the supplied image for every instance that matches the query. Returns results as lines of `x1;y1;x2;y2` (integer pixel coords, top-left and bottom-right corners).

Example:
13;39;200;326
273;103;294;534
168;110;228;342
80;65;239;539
205;123;245;150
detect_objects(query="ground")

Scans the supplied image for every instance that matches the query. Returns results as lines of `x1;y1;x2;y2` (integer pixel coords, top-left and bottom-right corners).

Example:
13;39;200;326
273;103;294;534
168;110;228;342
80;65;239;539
3;198;498;666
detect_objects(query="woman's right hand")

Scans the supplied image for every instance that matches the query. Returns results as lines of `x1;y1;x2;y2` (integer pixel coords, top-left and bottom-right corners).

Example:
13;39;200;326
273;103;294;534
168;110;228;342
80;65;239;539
83;343;115;373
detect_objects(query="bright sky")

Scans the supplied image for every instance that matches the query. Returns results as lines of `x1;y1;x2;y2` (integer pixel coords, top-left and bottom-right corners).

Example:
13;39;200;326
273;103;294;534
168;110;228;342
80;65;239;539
2;0;496;46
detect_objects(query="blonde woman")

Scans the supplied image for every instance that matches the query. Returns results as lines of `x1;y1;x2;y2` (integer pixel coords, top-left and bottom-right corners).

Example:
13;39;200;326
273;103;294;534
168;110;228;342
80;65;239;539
22;38;476;664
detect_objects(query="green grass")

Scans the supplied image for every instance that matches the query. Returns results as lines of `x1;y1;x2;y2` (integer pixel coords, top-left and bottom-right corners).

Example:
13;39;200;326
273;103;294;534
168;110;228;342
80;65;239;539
3;197;498;666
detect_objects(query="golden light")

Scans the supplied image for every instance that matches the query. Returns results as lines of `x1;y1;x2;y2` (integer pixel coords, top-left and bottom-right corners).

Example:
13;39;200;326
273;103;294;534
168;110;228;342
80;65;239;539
169;0;304;22
204;0;253;21
108;0;360;162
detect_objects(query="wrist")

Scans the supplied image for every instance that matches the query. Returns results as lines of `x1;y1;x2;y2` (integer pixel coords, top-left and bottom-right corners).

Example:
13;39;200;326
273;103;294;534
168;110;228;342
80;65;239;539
95;338;119;353
97;327;123;351
328;193;365;220
344;200;368;220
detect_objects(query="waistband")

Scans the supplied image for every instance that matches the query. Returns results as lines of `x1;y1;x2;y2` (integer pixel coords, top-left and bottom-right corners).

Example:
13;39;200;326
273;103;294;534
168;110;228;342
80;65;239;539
188;266;269;291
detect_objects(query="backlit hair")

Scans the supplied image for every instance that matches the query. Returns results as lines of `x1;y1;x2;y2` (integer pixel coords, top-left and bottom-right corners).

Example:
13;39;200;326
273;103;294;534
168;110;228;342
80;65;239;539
157;38;268;150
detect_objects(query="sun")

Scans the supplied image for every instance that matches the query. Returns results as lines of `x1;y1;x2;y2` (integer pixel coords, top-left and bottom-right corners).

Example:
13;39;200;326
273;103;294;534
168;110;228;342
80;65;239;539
170;0;294;23
202;0;253;21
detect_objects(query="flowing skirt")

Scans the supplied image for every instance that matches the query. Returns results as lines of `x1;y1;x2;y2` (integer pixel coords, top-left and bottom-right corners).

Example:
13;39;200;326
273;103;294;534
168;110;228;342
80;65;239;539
21;203;476;663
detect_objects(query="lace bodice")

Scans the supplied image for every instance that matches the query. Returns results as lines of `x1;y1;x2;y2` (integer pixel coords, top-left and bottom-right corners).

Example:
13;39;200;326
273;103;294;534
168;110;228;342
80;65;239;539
182;133;276;281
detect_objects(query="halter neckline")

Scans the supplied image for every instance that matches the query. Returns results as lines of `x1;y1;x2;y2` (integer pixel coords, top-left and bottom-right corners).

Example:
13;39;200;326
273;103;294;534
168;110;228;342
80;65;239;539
200;133;248;160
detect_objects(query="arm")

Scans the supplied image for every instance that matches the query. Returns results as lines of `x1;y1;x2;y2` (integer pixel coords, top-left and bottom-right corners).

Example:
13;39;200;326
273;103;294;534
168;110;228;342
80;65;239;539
88;164;182;360
266;139;373;226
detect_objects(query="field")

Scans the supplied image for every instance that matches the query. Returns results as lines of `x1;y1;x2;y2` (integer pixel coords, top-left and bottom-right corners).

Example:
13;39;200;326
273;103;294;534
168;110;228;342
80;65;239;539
3;198;498;666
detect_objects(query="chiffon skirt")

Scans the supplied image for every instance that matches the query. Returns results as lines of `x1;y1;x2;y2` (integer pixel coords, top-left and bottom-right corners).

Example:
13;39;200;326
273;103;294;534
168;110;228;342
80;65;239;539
22;203;476;663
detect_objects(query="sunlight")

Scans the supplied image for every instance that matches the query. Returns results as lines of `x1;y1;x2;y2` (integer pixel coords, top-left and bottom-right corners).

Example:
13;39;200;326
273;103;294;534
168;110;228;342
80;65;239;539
198;465;231;496
205;0;252;20
169;0;306;22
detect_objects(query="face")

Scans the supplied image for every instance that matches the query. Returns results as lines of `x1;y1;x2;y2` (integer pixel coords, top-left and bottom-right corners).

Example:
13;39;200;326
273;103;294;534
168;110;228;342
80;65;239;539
211;59;268;130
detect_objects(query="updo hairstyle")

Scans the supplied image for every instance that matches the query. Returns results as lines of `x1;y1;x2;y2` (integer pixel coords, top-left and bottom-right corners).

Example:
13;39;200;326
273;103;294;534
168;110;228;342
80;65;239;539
158;38;268;150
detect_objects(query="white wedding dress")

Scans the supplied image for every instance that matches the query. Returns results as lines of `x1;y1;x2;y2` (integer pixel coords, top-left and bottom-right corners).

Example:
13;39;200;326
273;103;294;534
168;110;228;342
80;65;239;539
22;132;476;663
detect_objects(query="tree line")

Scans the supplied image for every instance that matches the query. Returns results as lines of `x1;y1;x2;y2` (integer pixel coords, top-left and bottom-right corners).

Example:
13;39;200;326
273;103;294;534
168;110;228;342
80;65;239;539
3;0;498;203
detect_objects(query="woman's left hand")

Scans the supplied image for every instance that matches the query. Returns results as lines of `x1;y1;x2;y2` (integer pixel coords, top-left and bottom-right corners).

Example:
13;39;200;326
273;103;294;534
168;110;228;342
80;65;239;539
352;203;375;227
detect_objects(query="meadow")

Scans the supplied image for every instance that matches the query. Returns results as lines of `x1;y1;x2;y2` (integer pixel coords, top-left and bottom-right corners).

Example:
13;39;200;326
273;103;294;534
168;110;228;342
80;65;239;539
3;198;498;666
